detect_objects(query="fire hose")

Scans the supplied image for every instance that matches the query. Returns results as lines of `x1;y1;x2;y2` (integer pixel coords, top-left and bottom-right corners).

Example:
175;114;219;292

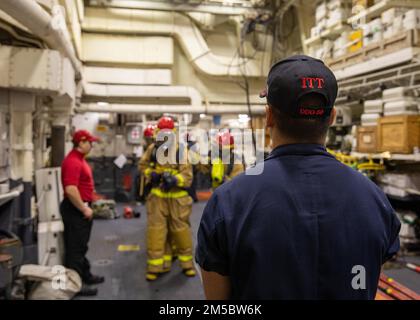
378;280;412;300
375;290;394;300
406;263;420;274
379;273;420;300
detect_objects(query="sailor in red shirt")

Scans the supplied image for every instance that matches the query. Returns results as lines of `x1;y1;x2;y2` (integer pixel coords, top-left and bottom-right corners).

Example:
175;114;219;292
60;129;104;296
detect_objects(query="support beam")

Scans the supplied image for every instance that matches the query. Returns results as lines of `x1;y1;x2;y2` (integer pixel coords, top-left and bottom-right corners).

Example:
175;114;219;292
9;91;36;258
0;0;82;78
10;92;35;183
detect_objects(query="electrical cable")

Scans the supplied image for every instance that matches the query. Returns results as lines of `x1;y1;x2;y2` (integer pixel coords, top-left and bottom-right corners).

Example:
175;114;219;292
239;34;256;151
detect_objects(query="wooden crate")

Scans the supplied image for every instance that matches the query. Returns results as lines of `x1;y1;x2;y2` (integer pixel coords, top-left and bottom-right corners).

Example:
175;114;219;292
357;126;378;153
378;115;420;154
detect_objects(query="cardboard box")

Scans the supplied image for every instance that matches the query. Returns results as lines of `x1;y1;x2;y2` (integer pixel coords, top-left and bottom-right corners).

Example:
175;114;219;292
378;115;420;153
357;126;378;153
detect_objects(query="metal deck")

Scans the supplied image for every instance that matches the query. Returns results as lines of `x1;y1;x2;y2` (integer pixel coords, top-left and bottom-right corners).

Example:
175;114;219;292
77;202;206;300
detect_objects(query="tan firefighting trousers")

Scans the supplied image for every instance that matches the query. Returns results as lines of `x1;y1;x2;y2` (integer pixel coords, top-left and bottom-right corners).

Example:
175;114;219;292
146;194;194;273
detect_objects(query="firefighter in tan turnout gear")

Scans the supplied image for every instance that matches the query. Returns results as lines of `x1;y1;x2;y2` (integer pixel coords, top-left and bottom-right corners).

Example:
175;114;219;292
138;116;196;281
210;131;244;189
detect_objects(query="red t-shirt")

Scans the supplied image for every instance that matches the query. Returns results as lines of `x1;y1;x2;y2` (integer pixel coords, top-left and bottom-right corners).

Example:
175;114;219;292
61;149;94;202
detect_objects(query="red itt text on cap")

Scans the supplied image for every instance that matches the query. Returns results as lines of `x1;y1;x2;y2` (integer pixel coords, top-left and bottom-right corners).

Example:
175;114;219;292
299;108;325;116
301;77;325;89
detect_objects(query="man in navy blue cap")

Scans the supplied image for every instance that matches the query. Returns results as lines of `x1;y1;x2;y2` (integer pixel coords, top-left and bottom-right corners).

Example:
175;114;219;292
195;55;401;300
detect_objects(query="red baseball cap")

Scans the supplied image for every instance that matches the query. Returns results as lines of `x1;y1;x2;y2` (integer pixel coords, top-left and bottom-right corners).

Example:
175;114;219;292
72;130;100;143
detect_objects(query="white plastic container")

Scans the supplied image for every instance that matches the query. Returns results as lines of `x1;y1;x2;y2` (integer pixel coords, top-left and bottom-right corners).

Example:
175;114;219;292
381;8;408;26
364;100;383;114
378;172;420;190
384;100;418;110
382;185;409;198
403;9;420;30
382;87;413;100
384;100;418;116
316;2;328;22
361;113;381;126
393;15;405;33
383;24;396;39
327;8;350;27
333;31;349;58
365;19;383;44
311;25;321;38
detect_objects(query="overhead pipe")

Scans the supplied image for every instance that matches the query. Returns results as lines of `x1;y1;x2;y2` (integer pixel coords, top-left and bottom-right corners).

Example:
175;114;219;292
82;7;272;77
83;83;203;107
0;0;82;79
87;0;266;16
0;188;23;202
78;102;266;115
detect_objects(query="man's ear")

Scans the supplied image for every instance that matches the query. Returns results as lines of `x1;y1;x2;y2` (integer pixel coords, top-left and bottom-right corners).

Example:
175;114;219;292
266;105;275;128
328;107;336;126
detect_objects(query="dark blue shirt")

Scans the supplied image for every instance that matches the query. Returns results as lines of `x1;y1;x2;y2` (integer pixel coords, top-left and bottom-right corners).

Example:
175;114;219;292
196;144;400;300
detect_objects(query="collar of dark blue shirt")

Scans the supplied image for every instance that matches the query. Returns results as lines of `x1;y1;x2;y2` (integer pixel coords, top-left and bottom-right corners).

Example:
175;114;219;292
266;143;335;160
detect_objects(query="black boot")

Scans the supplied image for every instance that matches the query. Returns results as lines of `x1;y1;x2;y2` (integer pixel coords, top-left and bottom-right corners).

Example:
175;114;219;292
83;274;105;285
76;284;98;297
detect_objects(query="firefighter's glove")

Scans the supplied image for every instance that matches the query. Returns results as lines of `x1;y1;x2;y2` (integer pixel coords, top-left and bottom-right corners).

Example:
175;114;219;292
151;172;162;187
161;172;178;191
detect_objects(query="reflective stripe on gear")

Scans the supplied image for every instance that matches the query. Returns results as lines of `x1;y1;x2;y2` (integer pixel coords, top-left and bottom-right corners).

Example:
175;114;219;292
148;258;164;266
178;255;193;262
151;188;189;198
175;174;185;187
183;268;196;277
144;167;153;177
211;158;224;188
163;255;172;262
146;273;158;281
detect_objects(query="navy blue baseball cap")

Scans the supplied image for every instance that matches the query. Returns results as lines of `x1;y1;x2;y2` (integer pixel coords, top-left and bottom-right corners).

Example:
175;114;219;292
260;55;338;118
